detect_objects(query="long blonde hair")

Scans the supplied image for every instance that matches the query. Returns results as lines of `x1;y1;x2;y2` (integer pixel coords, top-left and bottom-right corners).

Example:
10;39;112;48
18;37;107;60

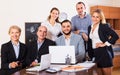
91;9;106;24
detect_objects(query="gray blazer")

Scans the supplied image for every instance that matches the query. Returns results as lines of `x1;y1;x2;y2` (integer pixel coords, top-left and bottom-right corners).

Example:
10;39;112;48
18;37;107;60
55;32;85;62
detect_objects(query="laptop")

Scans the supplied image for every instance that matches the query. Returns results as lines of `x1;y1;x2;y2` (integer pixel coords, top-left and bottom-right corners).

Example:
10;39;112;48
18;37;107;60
26;54;51;71
49;46;76;64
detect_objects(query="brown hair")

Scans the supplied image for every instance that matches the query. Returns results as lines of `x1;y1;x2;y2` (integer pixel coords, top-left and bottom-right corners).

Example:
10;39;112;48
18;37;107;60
76;1;86;8
91;9;106;24
47;7;60;22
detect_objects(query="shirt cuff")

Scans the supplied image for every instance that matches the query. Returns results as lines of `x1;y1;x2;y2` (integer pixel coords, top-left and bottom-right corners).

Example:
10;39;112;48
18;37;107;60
9;63;11;69
105;41;111;46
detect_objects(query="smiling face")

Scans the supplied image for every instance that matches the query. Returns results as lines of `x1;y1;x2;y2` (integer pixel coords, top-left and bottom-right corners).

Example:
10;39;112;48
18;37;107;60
37;26;47;41
62;22;72;35
92;12;101;25
76;3;86;16
9;26;21;42
50;9;59;20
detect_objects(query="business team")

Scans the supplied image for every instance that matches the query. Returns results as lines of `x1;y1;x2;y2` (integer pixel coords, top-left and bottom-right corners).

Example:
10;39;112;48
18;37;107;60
0;1;119;75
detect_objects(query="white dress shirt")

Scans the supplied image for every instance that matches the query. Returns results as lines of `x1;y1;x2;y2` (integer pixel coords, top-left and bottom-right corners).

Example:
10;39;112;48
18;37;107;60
41;20;61;41
12;42;20;58
65;38;70;46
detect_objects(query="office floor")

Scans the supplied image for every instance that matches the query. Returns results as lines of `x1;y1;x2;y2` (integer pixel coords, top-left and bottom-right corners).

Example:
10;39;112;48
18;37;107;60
93;68;120;75
112;68;120;75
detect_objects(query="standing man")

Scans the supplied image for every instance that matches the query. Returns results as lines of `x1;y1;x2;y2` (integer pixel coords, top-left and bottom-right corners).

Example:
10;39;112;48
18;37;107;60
26;26;56;67
55;20;85;62
71;2;92;59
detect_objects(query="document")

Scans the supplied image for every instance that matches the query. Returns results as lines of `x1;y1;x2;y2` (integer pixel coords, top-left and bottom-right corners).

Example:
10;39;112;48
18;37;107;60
26;66;41;71
61;62;95;72
61;65;88;72
77;62;95;68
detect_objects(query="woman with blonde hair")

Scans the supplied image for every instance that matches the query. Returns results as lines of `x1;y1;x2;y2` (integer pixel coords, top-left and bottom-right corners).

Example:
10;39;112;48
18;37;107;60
88;9;119;75
1;25;27;74
41;7;62;41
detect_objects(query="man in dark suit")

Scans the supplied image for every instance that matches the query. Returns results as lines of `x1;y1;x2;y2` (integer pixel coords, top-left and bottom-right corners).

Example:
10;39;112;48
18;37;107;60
26;25;56;67
0;25;27;75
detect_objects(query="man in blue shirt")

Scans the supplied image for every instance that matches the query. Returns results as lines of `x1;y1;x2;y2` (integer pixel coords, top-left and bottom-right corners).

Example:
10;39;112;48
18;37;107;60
71;1;92;41
71;2;92;59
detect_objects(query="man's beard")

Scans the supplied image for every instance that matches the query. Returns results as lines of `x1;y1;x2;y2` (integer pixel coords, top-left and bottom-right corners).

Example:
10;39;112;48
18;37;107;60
63;30;71;35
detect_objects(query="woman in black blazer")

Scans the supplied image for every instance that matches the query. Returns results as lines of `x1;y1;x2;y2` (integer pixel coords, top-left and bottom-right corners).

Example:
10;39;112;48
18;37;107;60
1;25;27;74
88;9;119;75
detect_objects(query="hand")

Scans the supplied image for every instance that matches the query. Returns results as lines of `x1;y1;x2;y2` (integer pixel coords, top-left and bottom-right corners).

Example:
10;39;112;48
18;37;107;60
74;30;80;34
82;33;88;41
30;61;38;66
9;62;18;68
96;42;106;48
16;61;22;67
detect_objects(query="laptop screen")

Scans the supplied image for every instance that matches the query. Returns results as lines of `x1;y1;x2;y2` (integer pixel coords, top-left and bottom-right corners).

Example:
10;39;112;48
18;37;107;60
26;54;51;71
49;46;76;64
40;54;51;70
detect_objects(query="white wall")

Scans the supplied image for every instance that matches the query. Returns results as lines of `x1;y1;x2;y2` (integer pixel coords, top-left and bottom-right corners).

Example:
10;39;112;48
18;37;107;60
0;0;120;50
112;0;120;7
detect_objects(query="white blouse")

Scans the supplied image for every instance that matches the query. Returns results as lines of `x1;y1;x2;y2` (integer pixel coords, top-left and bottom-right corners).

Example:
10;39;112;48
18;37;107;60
89;24;111;49
41;20;62;41
89;24;103;49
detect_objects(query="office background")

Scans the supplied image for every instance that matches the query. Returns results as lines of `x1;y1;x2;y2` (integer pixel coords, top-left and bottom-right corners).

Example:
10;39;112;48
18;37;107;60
0;0;120;49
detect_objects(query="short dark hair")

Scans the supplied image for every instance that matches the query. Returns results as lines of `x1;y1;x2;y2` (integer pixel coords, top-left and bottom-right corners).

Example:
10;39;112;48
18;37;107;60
76;1;86;7
61;20;72;25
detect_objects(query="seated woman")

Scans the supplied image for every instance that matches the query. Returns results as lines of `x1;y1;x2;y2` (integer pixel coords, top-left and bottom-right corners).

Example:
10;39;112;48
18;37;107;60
0;25;27;75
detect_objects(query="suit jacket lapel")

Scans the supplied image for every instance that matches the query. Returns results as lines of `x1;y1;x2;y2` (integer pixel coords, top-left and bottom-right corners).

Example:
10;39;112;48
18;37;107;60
98;24;106;42
34;41;38;57
9;41;17;59
18;43;22;59
62;36;66;45
70;33;74;45
39;39;46;50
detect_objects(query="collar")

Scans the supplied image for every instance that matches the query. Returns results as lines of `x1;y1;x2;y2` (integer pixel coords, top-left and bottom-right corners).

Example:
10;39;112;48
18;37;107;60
91;23;100;28
77;12;87;18
63;32;74;40
37;39;44;44
11;41;20;46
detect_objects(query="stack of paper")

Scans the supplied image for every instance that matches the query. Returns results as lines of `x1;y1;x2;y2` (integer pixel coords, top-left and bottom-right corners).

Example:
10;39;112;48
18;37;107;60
61;62;95;72
61;65;87;72
26;66;41;71
77;62;95;68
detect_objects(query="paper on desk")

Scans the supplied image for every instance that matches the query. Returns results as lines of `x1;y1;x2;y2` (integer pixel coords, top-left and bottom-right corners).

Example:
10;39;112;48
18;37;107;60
51;62;95;72
76;62;95;68
61;65;88;72
26;66;41;71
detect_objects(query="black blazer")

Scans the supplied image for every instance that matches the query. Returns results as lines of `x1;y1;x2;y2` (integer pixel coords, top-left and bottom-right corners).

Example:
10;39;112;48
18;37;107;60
26;38;56;66
88;23;119;59
1;41;27;70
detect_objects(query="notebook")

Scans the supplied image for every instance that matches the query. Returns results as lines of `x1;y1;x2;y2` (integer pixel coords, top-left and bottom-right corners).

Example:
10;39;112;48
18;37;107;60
49;46;76;64
26;54;51;71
